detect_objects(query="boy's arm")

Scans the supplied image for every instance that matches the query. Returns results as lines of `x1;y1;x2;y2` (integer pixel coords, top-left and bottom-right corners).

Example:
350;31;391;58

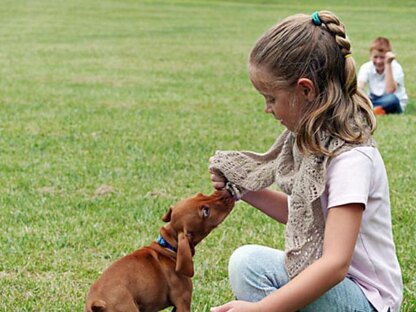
384;51;397;93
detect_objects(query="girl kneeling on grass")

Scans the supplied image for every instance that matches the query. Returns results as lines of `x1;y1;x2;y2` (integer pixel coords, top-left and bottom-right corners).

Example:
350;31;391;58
209;11;402;312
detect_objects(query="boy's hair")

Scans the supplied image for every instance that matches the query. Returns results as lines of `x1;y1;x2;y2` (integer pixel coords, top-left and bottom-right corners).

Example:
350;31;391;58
370;37;392;53
249;11;376;155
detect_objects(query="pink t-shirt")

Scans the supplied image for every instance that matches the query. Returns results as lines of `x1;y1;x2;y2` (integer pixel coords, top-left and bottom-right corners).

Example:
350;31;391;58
320;147;403;312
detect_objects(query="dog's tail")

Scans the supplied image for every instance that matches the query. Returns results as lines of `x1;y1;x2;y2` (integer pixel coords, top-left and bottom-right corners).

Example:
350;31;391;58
87;299;107;312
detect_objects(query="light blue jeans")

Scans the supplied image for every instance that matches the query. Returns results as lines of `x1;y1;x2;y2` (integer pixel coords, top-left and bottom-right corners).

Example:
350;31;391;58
228;245;377;312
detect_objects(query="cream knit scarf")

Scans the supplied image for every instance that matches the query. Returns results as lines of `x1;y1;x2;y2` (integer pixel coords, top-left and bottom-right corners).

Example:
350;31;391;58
209;129;374;279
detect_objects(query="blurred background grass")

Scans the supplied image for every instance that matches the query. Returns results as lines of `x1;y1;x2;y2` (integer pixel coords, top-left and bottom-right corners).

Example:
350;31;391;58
0;0;415;310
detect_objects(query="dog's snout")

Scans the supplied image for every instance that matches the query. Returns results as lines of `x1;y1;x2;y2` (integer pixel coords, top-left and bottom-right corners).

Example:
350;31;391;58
222;188;236;202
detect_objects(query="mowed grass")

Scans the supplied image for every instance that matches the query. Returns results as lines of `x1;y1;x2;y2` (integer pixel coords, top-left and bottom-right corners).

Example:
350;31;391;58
0;0;415;311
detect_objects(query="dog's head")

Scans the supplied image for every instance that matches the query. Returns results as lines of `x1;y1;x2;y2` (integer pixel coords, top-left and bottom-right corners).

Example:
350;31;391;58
160;189;235;277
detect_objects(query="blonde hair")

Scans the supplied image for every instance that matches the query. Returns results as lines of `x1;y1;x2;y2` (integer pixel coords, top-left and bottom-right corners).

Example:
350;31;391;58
249;11;376;155
370;37;392;53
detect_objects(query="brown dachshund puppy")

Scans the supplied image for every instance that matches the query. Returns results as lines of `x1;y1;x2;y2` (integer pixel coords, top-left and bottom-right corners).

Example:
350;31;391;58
85;189;235;312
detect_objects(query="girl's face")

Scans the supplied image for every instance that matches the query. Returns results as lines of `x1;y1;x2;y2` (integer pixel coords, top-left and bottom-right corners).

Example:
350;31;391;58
249;66;305;132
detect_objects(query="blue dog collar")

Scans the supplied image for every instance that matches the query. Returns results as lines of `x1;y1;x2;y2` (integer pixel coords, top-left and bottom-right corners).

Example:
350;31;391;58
157;235;177;253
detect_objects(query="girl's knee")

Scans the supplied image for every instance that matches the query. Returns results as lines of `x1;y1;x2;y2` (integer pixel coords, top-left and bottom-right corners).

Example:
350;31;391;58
228;245;288;301
228;245;260;278
228;245;287;283
229;245;285;273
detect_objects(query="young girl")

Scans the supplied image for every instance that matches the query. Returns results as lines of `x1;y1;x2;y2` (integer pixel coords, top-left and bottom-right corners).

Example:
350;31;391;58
208;11;402;312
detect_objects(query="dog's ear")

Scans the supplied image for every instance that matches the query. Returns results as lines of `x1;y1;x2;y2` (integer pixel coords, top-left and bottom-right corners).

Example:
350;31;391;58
176;232;194;277
162;207;173;222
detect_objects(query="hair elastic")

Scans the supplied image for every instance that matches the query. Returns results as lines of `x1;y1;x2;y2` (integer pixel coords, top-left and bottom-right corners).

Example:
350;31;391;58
345;54;352;59
311;11;322;26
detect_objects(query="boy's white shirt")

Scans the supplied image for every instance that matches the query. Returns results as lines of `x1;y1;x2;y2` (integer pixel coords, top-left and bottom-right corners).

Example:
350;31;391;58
319;147;403;312
357;60;408;111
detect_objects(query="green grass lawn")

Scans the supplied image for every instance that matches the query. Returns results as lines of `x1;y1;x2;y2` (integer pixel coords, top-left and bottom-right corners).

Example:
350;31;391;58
0;0;415;311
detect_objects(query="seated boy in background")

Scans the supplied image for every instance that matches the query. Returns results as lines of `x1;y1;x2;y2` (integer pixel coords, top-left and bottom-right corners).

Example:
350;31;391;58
358;37;408;115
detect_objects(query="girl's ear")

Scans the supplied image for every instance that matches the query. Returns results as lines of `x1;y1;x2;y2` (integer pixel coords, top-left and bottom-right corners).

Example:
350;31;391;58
297;78;316;102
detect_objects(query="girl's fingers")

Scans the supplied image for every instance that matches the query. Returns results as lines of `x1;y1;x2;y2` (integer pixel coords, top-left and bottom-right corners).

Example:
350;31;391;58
211;173;225;182
211;302;233;312
213;181;226;190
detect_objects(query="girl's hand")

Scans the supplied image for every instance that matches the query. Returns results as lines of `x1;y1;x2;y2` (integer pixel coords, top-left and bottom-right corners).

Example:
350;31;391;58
210;171;226;190
209;157;226;190
211;300;260;312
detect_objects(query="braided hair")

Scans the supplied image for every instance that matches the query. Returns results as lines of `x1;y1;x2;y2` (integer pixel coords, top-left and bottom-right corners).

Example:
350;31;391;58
249;10;376;155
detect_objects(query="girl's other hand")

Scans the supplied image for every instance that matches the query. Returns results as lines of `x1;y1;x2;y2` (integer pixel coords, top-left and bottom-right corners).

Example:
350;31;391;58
209;157;226;190
211;300;260;312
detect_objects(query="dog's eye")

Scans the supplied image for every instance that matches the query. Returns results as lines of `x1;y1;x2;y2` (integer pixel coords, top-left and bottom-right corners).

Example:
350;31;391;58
201;205;209;218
